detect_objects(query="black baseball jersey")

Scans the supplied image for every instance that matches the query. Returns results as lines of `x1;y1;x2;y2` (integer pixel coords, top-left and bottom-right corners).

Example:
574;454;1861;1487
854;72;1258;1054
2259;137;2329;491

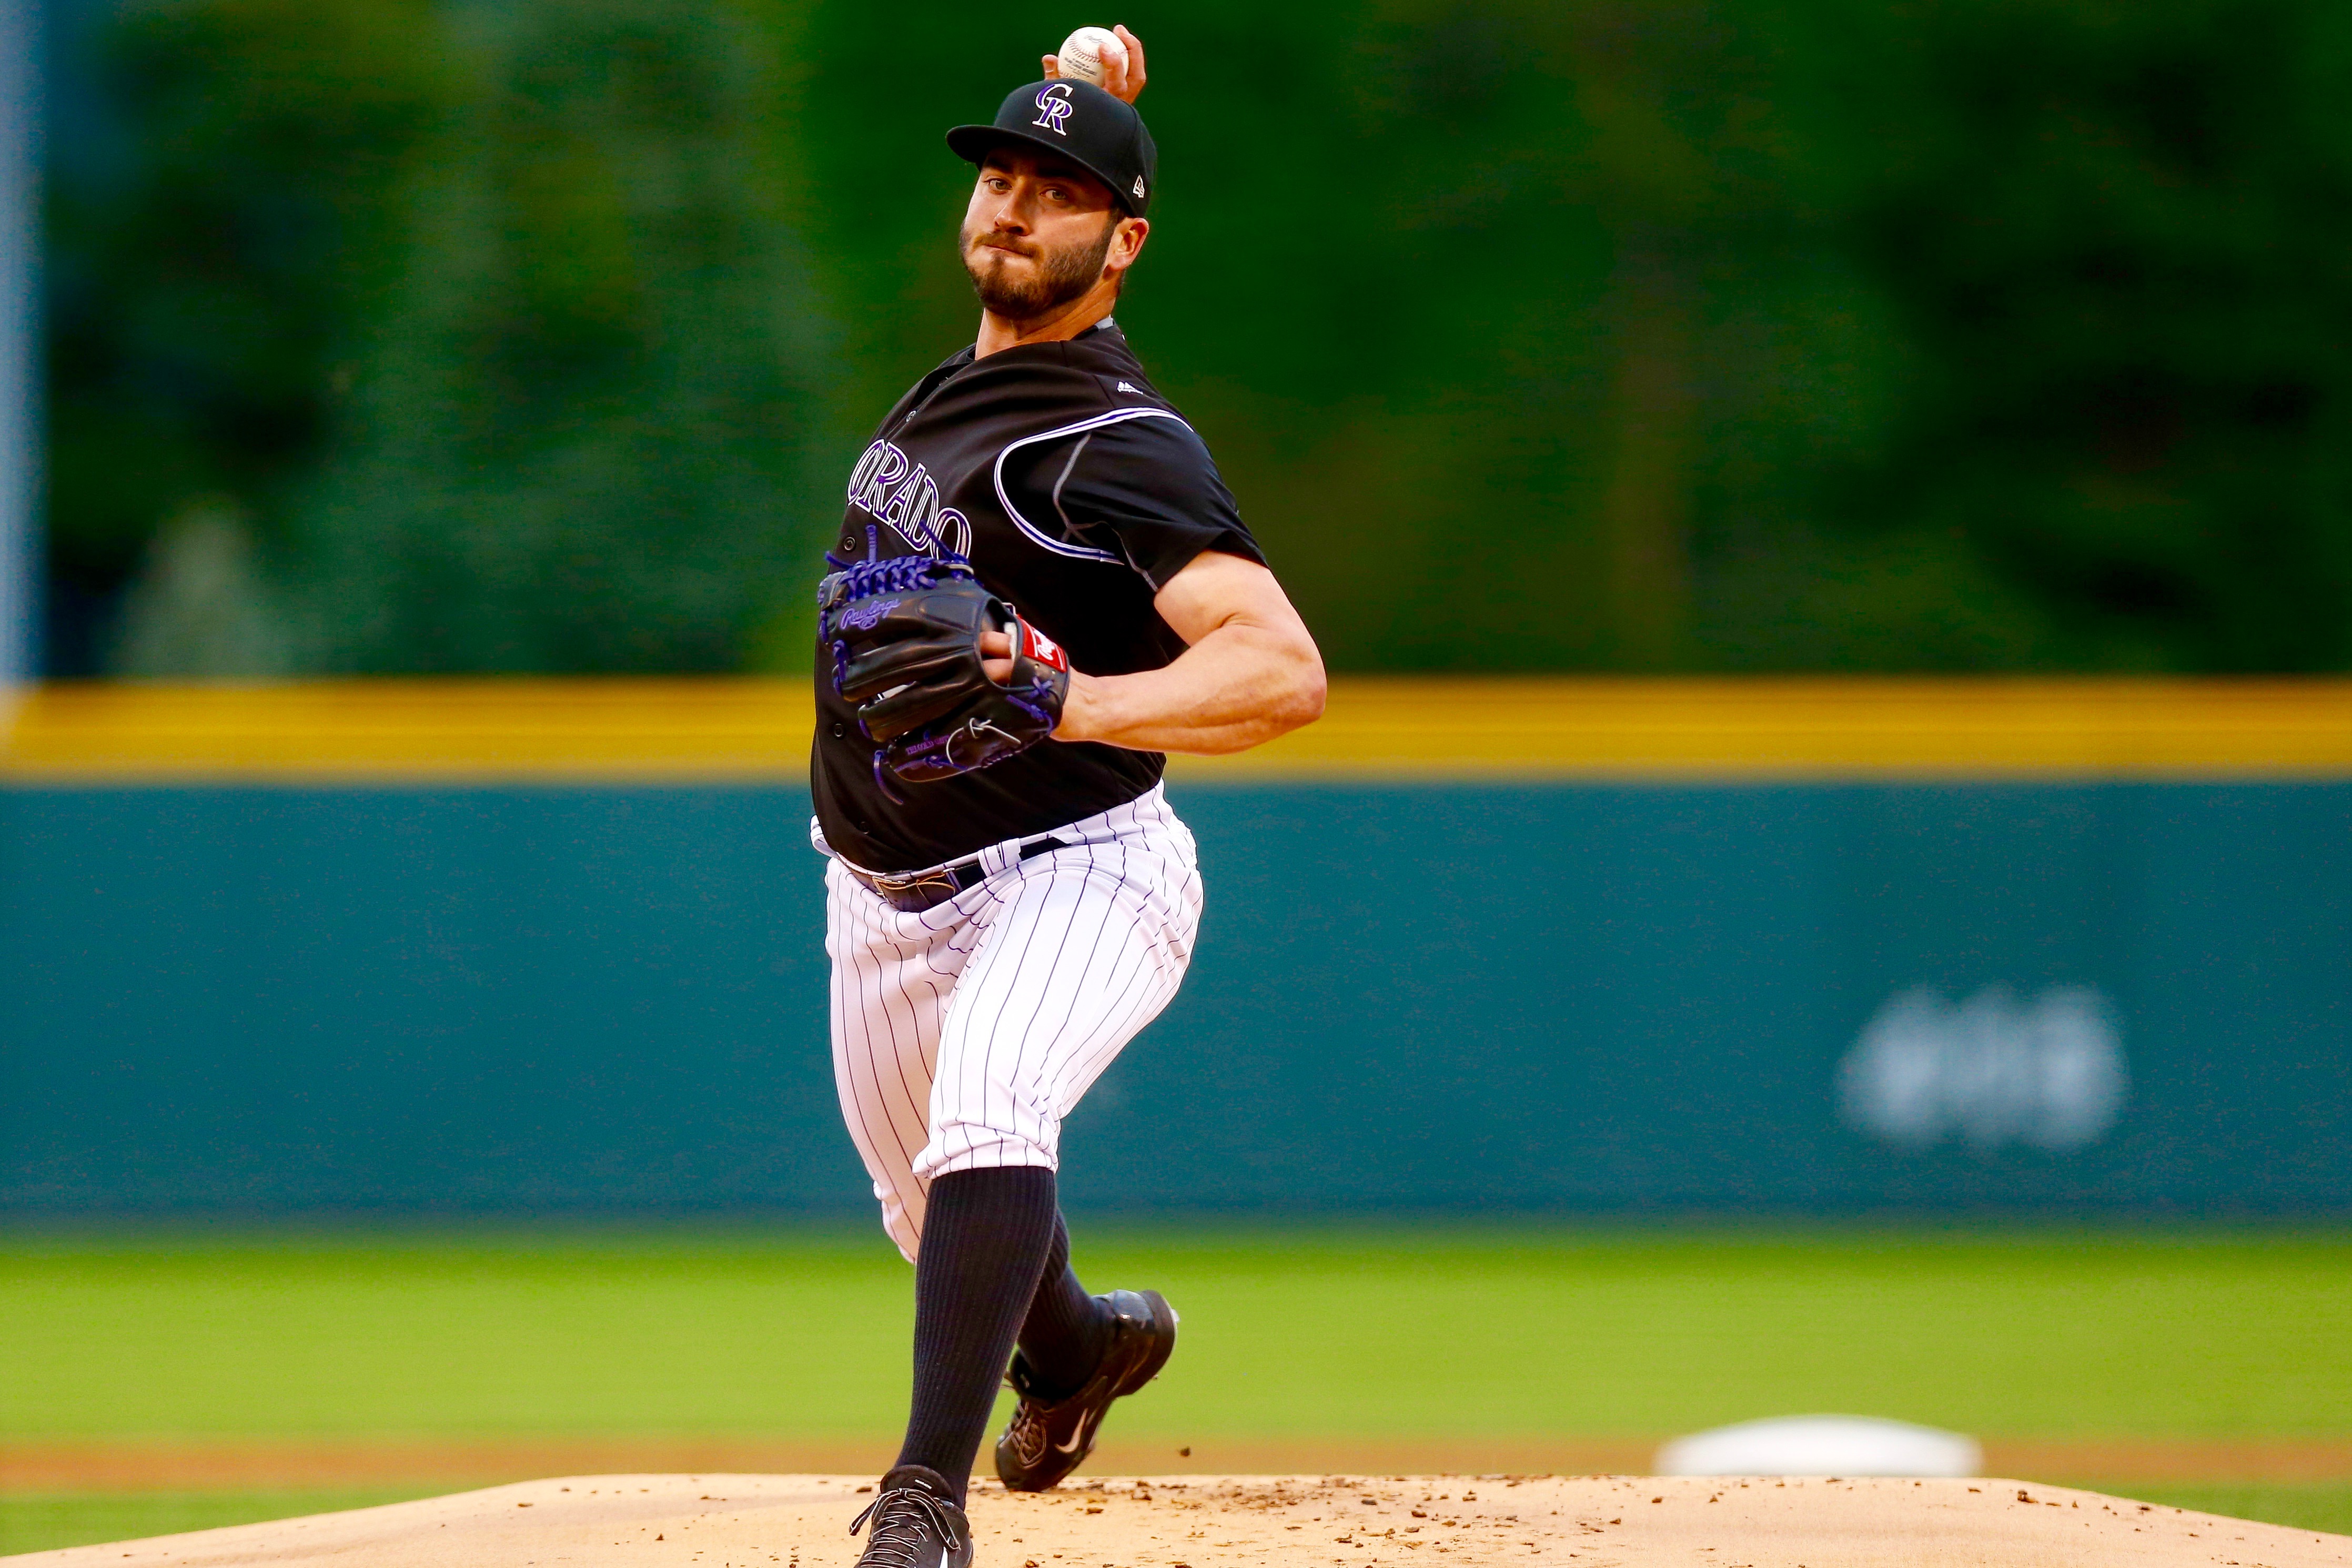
811;321;1263;873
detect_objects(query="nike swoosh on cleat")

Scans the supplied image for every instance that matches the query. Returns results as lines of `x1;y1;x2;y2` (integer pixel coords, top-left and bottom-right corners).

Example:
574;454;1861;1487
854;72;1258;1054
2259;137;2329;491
1053;1412;1103;1454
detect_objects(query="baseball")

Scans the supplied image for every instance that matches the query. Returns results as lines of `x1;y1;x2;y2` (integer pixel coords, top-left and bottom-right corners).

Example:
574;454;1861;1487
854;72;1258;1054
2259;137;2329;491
1056;25;1127;86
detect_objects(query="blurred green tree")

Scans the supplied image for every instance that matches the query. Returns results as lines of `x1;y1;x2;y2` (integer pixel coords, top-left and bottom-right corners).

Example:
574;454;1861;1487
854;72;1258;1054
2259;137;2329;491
290;0;832;673
44;0;457;672
1812;0;2352;671
48;0;832;675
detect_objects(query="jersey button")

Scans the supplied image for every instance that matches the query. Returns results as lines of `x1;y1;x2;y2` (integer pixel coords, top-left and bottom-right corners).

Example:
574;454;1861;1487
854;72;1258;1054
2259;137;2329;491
831;722;846;738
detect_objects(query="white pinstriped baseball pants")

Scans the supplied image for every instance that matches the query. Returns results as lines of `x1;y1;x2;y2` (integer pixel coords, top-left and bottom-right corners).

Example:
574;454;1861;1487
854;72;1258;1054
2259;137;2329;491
819;785;1203;1262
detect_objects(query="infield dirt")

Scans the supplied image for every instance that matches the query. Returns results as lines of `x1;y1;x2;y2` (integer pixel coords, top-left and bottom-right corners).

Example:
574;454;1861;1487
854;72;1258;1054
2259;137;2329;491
11;1438;2352;1492
9;1472;2350;1568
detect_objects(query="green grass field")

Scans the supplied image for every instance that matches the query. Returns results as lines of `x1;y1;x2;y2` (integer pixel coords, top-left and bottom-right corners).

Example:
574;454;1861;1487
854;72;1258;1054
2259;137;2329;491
4;1228;2349;1553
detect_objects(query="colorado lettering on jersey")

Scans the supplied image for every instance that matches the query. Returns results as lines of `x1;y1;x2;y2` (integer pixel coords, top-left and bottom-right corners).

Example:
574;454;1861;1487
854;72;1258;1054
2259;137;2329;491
847;438;973;557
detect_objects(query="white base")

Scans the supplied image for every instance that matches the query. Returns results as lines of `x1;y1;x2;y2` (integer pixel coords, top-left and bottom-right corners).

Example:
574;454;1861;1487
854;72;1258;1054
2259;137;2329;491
1657;1414;1983;1477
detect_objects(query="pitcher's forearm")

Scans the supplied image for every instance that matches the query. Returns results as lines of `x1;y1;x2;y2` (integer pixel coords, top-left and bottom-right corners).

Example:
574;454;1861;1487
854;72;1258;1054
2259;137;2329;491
1057;623;1325;754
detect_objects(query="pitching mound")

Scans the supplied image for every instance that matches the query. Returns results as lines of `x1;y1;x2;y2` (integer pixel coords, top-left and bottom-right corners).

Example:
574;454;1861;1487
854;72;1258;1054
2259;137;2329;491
9;1472;2348;1568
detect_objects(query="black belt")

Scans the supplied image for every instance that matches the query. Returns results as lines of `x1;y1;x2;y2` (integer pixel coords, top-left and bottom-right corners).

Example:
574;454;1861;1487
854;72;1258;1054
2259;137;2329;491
846;837;1071;913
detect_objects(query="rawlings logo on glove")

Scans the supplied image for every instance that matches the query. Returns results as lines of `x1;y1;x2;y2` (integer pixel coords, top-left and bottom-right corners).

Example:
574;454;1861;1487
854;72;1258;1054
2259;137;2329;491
1018;620;1069;673
817;554;1073;800
839;597;902;632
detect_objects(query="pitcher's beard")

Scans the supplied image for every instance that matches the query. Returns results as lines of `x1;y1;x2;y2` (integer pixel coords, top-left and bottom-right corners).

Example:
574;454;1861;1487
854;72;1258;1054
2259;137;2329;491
963;219;1117;319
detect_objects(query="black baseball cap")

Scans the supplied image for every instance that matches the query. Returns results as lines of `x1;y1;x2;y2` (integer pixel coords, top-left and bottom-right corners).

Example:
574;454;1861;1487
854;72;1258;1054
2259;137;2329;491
947;79;1158;217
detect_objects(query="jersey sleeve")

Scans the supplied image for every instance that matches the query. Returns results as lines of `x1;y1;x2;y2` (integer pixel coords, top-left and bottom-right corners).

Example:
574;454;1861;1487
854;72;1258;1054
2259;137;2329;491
1005;414;1266;591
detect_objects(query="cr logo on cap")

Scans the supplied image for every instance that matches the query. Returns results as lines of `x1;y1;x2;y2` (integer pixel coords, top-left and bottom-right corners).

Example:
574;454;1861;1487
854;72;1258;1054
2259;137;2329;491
1032;82;1074;135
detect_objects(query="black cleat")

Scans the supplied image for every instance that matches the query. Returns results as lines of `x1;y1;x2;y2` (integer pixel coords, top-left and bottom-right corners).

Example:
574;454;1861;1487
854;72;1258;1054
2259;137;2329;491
994;1288;1178;1492
849;1464;973;1568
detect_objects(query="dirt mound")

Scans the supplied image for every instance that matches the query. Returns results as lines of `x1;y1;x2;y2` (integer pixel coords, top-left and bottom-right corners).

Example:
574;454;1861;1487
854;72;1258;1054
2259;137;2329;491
8;1472;2347;1568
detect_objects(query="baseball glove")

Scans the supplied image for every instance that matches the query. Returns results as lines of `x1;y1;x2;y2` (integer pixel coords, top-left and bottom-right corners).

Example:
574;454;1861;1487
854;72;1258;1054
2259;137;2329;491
819;553;1072;797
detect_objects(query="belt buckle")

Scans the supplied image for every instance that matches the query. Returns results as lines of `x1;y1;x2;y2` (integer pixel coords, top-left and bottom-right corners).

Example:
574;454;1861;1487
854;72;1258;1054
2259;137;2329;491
876;867;957;896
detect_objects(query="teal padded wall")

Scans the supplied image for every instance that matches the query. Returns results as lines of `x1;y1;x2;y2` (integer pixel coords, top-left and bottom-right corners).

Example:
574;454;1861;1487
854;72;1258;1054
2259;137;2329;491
4;782;2347;1216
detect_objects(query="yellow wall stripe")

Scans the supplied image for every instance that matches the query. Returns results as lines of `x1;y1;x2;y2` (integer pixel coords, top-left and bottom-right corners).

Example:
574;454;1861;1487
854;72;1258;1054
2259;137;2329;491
1181;676;2352;780
1;681;812;782
4;676;2350;783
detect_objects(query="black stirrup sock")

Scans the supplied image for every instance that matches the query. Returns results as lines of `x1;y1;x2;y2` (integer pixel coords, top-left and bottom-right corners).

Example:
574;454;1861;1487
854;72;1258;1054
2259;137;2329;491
894;1166;1061;1499
1014;1211;1112;1399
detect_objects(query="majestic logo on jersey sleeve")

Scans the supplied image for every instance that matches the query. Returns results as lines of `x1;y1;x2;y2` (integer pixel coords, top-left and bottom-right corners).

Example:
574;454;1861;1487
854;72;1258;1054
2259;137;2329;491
1032;83;1075;135
847;438;971;557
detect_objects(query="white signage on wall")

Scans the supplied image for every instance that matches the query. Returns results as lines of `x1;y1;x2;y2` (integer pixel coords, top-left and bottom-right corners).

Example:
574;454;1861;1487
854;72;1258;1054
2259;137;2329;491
1838;984;2129;1151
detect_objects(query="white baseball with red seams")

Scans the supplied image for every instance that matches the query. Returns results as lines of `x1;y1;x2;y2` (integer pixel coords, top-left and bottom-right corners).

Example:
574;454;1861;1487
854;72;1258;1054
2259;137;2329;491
816;785;1201;1260
1055;27;1127;87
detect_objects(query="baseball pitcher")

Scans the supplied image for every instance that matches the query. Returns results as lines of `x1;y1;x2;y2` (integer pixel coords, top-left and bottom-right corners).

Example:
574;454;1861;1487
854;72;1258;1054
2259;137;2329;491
811;34;1326;1568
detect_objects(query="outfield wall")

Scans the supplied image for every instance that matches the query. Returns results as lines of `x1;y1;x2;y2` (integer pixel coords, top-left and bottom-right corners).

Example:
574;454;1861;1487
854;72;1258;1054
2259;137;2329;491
5;681;2349;1218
